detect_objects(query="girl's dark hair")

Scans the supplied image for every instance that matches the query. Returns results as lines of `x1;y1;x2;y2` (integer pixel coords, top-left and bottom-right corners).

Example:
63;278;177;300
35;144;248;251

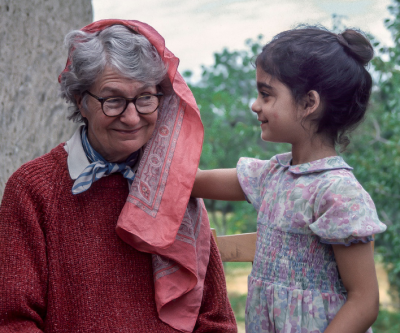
256;26;374;150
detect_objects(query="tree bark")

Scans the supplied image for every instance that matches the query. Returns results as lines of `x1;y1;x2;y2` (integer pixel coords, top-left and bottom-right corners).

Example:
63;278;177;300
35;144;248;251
0;0;92;199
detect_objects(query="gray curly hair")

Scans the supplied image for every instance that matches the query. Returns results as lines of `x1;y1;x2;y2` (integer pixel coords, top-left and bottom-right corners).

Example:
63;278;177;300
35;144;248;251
59;24;167;123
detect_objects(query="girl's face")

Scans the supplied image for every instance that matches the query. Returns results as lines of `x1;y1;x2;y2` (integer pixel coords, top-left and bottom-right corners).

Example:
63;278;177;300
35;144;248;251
252;67;307;144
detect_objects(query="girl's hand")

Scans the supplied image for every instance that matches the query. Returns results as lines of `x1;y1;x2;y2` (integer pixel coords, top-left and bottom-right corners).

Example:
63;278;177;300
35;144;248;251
325;242;379;333
191;168;246;201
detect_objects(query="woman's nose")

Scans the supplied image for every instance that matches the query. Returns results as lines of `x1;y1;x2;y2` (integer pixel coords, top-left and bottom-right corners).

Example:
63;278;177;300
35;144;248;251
120;102;141;124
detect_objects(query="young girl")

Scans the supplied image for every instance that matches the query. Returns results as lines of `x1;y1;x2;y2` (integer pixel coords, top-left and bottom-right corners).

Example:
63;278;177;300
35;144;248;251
192;27;387;333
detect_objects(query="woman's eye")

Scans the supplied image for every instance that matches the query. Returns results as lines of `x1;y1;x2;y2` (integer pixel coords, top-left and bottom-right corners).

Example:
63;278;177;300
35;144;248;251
138;95;152;101
108;98;123;103
105;98;125;108
260;92;270;98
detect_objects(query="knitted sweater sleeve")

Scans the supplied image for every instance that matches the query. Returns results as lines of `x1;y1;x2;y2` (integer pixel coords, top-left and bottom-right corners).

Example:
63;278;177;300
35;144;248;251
0;168;48;332
194;234;237;332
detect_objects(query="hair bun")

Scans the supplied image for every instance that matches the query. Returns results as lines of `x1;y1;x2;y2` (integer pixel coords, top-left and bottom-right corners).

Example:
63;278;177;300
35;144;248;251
337;29;374;66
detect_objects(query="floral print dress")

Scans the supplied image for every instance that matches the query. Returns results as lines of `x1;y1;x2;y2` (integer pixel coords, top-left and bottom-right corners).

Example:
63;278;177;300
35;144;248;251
236;153;386;333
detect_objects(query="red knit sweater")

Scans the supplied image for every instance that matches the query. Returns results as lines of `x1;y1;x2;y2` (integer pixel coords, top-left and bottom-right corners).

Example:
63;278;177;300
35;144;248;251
0;144;237;333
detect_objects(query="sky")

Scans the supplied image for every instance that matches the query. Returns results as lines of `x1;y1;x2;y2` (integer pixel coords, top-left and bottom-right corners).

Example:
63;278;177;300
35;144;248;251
92;0;394;80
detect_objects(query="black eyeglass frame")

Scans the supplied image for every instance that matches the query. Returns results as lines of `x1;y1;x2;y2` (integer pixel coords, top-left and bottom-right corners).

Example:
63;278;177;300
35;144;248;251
84;90;164;117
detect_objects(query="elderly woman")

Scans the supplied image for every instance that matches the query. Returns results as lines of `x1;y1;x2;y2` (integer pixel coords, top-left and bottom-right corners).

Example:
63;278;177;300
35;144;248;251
0;20;236;333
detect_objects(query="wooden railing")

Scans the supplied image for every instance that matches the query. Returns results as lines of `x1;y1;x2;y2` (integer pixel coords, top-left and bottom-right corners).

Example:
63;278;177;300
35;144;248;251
211;229;256;262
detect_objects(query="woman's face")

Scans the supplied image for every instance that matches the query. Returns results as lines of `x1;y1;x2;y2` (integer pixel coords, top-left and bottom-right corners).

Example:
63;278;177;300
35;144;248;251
77;66;159;163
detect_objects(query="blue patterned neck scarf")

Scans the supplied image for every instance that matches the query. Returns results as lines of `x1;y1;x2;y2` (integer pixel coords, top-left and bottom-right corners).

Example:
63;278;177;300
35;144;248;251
72;127;140;195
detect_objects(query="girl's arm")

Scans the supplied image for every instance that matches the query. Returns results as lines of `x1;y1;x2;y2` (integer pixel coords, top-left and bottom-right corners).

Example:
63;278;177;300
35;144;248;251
325;242;379;333
191;168;246;201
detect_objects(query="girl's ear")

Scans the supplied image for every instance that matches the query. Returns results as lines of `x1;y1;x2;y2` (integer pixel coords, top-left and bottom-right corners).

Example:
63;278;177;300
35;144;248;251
301;90;321;117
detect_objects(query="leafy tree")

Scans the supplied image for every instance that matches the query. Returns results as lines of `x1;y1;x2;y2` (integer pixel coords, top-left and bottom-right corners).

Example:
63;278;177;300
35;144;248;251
185;36;289;235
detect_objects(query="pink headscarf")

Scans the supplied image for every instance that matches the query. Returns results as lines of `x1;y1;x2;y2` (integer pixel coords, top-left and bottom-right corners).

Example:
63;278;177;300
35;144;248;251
60;19;211;332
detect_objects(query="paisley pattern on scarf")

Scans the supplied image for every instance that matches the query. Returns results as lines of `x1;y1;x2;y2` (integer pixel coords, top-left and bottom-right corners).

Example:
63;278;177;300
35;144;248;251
237;153;386;333
153;197;203;281
127;94;184;217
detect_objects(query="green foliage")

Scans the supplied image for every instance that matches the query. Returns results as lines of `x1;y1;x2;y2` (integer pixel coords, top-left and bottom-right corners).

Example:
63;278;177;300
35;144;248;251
224;262;252;323
372;309;400;332
227;292;247;323
187;36;289;235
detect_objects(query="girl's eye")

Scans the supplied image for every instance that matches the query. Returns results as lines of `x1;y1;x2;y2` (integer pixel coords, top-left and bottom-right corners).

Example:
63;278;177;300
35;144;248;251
260;92;270;98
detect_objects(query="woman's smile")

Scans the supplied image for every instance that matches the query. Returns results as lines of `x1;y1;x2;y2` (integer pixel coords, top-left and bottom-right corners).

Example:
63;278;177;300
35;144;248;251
113;126;144;136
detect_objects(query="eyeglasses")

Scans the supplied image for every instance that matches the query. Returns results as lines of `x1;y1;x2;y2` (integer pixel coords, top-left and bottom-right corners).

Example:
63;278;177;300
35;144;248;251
84;91;163;117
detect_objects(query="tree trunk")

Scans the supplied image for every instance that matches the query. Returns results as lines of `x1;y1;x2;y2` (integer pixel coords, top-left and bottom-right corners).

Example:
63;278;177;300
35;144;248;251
0;0;92;199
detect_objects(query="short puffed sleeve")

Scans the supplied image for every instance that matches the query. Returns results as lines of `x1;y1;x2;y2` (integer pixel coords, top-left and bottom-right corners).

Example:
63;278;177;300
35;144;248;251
236;157;271;211
309;173;386;246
